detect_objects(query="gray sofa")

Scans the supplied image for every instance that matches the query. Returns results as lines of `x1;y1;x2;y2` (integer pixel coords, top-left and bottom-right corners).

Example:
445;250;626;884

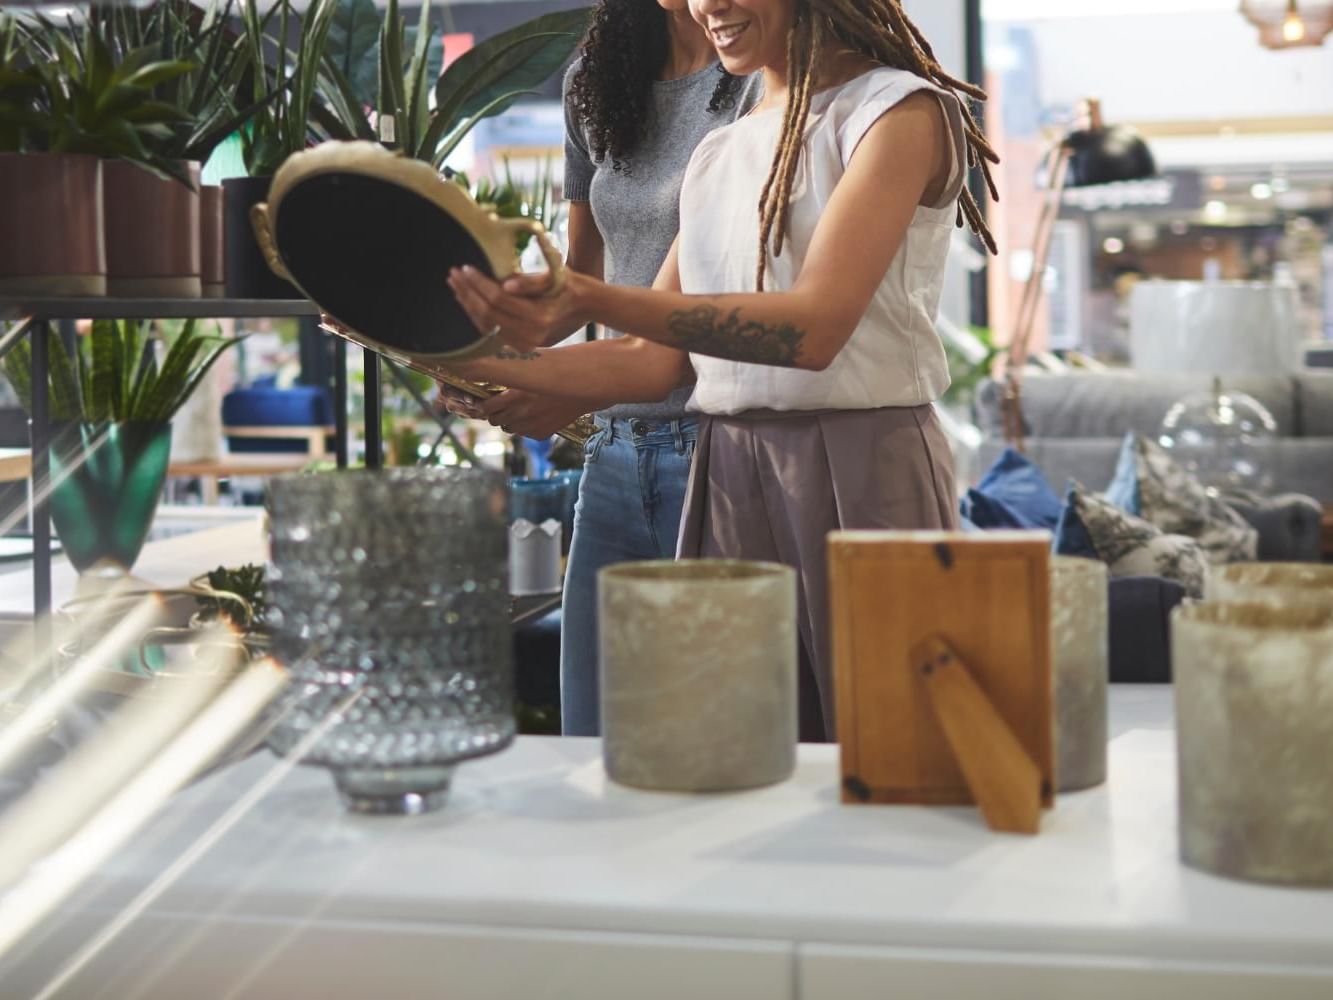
975;371;1331;562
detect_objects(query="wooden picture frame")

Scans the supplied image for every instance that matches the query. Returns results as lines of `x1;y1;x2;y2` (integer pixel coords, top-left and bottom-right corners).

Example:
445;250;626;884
829;531;1054;833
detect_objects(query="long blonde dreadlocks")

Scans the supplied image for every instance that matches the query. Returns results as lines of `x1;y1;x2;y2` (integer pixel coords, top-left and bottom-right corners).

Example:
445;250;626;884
755;0;1001;290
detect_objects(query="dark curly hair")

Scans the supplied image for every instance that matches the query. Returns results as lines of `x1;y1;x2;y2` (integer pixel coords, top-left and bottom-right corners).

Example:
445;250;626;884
569;0;742;172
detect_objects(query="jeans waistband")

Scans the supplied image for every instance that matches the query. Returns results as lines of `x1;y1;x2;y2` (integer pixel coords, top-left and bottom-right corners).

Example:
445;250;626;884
591;416;698;458
594;415;698;443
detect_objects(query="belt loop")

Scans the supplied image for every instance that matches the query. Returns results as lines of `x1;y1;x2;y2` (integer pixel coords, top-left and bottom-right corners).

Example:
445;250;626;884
671;419;685;455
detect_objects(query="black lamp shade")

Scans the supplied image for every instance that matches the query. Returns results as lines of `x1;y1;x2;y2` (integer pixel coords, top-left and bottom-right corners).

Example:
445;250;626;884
1063;124;1157;187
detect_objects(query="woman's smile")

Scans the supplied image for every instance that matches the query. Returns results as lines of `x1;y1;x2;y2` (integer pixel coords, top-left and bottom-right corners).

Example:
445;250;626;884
708;19;752;51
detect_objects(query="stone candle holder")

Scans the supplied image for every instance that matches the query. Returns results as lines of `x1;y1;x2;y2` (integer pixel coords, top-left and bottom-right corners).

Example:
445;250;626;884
1207;562;1333;610
510;518;562;596
1051;556;1109;792
1172;601;1333;886
599;560;797;793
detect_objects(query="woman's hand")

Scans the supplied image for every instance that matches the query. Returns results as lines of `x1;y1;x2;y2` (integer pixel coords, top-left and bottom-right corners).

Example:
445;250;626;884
447;267;592;352
437;382;587;439
435;383;486;422
477;389;588;439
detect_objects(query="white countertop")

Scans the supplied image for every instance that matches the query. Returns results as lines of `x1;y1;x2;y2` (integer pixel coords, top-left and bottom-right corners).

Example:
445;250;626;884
6;686;1329;1000
0;514;265;620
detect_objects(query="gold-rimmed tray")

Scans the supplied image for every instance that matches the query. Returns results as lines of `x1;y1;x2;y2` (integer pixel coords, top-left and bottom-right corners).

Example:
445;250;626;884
251;141;593;446
251;140;558;365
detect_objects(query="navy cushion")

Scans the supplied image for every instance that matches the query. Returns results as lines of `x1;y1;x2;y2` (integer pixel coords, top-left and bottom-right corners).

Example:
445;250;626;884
966;447;1064;529
1053;487;1099;559
222;385;333;426
961;488;1028;529
222;386;334;455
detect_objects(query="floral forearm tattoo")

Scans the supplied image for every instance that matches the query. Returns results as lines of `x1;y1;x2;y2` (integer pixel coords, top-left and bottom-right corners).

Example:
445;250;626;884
664;305;806;367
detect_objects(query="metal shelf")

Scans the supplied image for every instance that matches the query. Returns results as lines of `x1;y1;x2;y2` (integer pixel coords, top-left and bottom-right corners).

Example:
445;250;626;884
0;298;319;322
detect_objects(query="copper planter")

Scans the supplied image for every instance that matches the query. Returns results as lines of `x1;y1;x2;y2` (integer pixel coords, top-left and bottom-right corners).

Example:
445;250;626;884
200;184;225;298
0;153;106;296
103;159;201;298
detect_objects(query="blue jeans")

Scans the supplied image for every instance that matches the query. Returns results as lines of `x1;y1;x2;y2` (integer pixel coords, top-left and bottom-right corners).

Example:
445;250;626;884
560;416;697;736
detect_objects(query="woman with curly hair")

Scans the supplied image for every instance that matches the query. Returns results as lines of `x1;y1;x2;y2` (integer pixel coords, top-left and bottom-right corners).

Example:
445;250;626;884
444;0;755;737
448;0;998;741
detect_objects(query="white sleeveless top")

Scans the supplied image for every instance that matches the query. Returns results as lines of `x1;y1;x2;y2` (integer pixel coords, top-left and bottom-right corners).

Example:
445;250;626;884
678;67;966;415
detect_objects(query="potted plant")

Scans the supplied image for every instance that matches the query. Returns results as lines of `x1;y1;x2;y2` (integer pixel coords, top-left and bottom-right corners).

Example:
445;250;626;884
92;0;277;298
226;0;339;298
0;11;194;296
317;0;590;169
466;156;563;258
2;320;243;576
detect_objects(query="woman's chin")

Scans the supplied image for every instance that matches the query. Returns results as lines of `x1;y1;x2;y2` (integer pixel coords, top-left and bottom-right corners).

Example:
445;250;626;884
716;51;759;77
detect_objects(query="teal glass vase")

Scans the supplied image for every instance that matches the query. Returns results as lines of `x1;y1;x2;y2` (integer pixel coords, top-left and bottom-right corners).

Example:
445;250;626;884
49;422;172;577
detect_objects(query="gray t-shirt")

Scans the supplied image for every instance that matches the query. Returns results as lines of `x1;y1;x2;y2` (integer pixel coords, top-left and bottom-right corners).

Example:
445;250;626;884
563;61;759;422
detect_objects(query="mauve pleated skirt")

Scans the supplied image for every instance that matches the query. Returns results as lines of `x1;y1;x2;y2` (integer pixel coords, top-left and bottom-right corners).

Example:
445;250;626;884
677;405;958;742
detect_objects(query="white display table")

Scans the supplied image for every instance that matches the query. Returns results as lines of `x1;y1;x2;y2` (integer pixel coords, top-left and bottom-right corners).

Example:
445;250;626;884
0;514;265;621
3;688;1331;999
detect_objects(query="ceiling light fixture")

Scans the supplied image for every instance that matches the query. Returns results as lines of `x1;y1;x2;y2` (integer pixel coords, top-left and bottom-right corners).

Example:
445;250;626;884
1240;0;1333;49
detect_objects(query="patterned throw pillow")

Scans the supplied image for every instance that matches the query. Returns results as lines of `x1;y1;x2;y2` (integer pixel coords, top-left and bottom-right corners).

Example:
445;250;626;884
1104;434;1257;565
1056;484;1207;597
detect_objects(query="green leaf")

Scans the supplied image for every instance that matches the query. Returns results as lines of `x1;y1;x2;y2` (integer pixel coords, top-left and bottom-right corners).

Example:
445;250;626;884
89;320;118;421
378;0;405;126
47;331;84;422
117;60;195;93
312;64;375;141
119;320;145;418
433;88;534;167
138;327;204;422
325;0;380;108
128;344;159;420
160;335;243;420
1;336;33;414
433;9;588;125
421;22;581;161
401;0;434;155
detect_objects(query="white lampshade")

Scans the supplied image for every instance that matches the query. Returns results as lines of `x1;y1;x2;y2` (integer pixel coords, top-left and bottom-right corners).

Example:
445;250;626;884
1130;280;1302;376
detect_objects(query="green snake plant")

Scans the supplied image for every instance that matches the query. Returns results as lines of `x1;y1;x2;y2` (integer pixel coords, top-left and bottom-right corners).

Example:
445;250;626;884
3;320;244;424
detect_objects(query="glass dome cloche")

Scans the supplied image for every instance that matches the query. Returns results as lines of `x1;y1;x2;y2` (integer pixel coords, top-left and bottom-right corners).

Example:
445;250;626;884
1158;378;1278;495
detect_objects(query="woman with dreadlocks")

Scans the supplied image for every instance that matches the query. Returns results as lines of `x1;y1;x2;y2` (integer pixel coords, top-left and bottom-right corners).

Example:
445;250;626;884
447;0;1000;741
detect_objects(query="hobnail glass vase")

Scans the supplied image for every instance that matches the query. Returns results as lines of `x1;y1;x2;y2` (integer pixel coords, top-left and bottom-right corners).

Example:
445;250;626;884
264;468;514;814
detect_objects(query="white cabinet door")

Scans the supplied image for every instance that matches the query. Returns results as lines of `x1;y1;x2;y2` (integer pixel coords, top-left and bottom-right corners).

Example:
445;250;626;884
11;914;795;1000
799;944;1333;1000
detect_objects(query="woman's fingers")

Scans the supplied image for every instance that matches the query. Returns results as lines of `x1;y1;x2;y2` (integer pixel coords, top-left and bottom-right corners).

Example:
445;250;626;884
449;268;549;349
501;272;555;297
447;269;504;332
436;386;484;420
477;392;518;421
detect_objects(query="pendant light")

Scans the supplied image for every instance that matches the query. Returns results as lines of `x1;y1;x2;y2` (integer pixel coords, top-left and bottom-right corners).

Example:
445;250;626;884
1240;0;1333;50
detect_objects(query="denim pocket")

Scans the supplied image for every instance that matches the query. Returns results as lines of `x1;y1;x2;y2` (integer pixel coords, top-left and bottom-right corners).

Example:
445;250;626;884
584;428;608;465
